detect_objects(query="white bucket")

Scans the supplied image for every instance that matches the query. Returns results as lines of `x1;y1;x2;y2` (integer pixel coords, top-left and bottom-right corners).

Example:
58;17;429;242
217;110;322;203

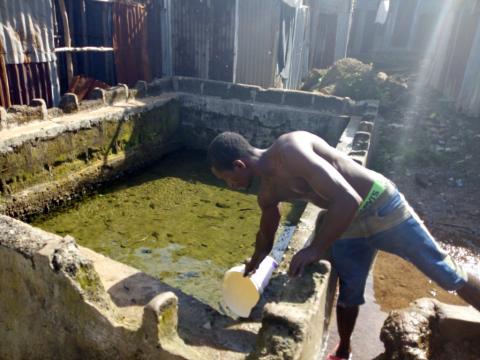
222;256;278;318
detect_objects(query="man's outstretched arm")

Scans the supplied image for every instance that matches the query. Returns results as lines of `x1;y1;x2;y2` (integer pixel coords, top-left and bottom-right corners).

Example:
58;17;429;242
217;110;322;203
244;203;280;276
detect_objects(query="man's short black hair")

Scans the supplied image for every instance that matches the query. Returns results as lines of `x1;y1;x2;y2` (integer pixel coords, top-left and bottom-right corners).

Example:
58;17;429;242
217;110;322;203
208;132;253;171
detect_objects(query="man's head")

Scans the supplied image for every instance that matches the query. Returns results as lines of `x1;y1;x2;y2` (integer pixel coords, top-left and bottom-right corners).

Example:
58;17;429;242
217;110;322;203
208;132;255;189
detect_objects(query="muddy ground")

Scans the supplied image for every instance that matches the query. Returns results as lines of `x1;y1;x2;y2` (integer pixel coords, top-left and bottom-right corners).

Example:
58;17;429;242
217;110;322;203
371;82;480;310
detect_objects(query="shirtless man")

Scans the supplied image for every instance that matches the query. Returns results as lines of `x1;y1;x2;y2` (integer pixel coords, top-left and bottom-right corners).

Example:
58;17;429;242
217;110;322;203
208;131;480;360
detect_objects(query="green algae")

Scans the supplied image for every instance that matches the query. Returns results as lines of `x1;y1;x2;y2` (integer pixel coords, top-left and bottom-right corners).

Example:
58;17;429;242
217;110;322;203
32;150;304;310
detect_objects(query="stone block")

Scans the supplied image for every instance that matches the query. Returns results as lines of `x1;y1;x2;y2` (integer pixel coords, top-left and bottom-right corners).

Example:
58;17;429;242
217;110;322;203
30;98;48;120
133;80;148;98
283;91;314;109
88;88;106;103
143;292;179;338
7;104;46;125
226;83;258;102
437;302;480;341
345;99;367;115
352;131;371;151
362;114;376;122
147;77;173;96
59;93;79;113
203;80;230;98
313;94;346;113
358;121;373;132
78;99;105;112
176;77;204;95
105;84;129;105
256;89;285;105
0;106;7;130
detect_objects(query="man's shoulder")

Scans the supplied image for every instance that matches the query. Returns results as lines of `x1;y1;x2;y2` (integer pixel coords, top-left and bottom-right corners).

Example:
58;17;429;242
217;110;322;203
257;182;279;209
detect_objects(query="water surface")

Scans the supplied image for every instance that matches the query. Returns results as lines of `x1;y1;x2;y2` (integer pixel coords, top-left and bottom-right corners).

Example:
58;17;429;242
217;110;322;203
32;150;304;310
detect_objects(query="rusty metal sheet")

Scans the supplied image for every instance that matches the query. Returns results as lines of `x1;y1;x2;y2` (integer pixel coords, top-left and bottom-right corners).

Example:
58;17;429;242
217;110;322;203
0;0;56;64
68;75;110;101
54;0;117;92
112;0;162;87
0;40;11;108
0;0;60;108
5;62;54;108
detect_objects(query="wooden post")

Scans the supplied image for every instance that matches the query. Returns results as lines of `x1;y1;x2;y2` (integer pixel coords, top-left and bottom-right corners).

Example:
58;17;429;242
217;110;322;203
0;45;11;108
58;0;74;86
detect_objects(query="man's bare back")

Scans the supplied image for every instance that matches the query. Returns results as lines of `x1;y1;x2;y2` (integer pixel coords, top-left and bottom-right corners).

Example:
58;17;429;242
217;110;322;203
257;131;379;211
209;130;381;276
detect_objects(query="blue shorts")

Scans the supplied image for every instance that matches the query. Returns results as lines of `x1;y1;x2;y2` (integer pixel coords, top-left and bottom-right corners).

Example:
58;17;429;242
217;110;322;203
330;178;467;307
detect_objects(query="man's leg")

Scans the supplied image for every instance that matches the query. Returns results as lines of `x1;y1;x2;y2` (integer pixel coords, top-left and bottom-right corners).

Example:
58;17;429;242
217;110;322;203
330;238;376;358
457;273;480;311
335;305;359;358
371;214;478;310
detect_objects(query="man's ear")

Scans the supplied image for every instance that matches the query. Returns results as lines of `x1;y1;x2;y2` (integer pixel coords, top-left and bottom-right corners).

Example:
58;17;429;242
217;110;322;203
232;159;246;170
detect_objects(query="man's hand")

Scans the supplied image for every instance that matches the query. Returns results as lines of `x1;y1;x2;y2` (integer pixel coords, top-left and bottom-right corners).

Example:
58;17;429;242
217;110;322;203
288;245;323;277
244;250;269;277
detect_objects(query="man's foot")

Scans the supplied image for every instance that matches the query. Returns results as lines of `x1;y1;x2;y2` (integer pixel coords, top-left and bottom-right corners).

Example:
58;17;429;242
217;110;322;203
326;354;352;360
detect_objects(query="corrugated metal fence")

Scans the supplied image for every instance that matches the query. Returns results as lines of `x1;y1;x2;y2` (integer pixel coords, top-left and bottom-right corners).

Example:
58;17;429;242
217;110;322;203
426;0;480;117
171;0;236;82
0;0;60;108
0;0;360;108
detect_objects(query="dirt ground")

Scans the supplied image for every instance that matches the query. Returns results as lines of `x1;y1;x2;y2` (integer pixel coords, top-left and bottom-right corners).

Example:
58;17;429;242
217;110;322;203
370;81;480;311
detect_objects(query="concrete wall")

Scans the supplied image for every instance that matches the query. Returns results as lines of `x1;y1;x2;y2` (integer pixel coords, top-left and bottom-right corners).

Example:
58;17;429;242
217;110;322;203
0;215;200;360
0;76;371;220
0;76;380;359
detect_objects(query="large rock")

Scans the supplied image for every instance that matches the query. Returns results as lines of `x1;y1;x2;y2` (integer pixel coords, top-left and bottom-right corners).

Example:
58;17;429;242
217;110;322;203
379;298;480;360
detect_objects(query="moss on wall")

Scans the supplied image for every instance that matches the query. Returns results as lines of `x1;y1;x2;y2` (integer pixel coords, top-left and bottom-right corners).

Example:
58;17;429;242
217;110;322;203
0;102;180;195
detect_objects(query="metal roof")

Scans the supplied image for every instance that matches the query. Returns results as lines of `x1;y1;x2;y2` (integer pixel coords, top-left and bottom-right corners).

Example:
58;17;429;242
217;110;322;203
0;0;57;64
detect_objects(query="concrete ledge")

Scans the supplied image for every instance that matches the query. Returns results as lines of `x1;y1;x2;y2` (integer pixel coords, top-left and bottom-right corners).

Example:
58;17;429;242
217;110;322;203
352;131;371;151
203;79;231;98
59;93;79;113
6;103;48;126
251;261;335;360
133;80;148;98
312;93;348;114
0;107;7;130
175;76;204;95
105;84;129;105
256;89;285;104
147;77;174;96
0;215;203;360
88;87;107;103
226;83;259;102
358;121;374;132
78;99;106;112
30;98;48;120
284;91;314;108
0;96;180;211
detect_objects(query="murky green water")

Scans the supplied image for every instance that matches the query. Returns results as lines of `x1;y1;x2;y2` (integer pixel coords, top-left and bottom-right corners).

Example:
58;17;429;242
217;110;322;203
31;150;304;310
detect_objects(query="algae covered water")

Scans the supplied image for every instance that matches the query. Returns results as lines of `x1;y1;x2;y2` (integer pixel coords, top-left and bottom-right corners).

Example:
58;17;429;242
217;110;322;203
32;150;303;310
